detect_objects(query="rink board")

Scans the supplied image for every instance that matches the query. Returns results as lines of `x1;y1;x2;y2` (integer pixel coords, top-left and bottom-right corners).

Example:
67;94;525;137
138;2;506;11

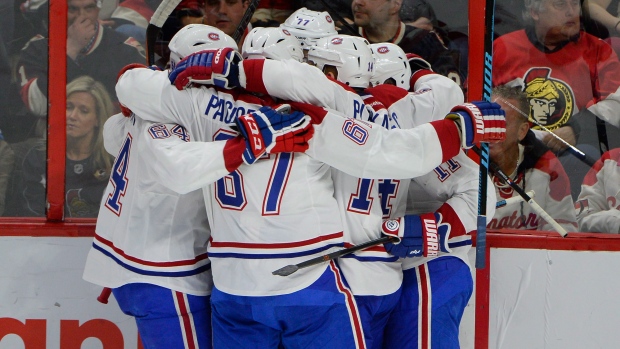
1;232;620;348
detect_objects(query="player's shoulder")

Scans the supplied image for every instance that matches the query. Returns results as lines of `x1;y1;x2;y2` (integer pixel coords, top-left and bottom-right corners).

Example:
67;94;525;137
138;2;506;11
365;85;409;108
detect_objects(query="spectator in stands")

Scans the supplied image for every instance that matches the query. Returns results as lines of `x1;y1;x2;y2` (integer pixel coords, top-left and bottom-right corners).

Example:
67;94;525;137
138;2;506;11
488;85;577;232
585;0;620;55
203;0;249;40
109;0;162;44
399;0;435;29
350;0;462;86
18;76;114;217
576;147;620;233
0;129;14;216
17;0;145;118
492;0;620;200
252;0;294;26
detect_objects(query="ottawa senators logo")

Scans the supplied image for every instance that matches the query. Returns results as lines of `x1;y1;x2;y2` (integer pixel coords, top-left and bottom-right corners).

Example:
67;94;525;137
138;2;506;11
523;67;574;131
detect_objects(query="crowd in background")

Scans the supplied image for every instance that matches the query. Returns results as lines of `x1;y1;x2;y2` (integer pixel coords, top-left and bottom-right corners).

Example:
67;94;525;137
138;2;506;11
0;0;618;233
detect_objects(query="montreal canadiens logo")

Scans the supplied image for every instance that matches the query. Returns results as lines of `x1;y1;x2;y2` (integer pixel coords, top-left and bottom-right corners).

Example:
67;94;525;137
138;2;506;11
331;37;343;45
384;220;400;233
326;15;333;23
208;33;220;41
282;29;291;36
377;46;389;54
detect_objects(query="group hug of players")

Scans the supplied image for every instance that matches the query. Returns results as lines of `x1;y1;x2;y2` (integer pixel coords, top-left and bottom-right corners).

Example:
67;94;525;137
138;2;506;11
82;8;507;349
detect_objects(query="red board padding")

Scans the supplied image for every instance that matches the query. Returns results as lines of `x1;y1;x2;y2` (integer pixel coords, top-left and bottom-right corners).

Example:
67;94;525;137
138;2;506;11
472;229;620;251
0;219;96;237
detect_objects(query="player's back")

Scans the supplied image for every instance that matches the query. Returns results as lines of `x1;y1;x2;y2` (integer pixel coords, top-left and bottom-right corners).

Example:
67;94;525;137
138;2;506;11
116;68;345;297
84;114;212;295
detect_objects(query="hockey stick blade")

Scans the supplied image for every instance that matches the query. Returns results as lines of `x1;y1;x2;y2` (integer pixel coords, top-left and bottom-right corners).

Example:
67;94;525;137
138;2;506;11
272;235;397;277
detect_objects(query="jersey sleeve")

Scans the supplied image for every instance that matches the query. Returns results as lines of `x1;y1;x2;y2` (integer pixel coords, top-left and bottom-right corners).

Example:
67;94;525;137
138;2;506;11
409;73;464;119
116;68;204;127
17;36;49;116
411;150;493;236
576;149;620;233
240;59;356;113
141;122;244;194
103;113;128;156
305;107;462;179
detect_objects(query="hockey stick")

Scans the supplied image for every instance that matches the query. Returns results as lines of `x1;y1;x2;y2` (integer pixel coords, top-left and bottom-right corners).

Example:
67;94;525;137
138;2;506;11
231;0;261;43
495;96;597;167
146;0;183;65
473;0;497;269
496;190;535;208
472;146;569;237
272;235;398;277
314;0;359;36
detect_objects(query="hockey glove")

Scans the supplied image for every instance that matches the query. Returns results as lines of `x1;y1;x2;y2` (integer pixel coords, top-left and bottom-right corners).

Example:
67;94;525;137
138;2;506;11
235;106;313;164
406;53;433;72
445;101;506;149
169;48;242;90
381;213;451;258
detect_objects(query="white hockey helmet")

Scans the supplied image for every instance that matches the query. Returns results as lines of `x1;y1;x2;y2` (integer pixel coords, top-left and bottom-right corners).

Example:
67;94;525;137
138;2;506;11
168;24;238;68
307;35;375;88
370;43;411;90
241;27;304;62
280;7;338;48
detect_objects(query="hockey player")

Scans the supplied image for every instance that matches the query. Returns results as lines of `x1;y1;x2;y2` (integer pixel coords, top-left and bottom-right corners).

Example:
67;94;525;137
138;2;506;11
83;25;313;349
280;7;338;61
169;34;501;349
135;26;505;349
487;85;577;232
576;148;620;233
365;42;493;349
241;27;305;63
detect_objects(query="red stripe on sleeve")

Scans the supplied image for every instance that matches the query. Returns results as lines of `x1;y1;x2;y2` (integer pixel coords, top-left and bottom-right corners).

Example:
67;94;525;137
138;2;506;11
242;59;268;95
429;120;461;163
223;136;246;172
409;70;435;89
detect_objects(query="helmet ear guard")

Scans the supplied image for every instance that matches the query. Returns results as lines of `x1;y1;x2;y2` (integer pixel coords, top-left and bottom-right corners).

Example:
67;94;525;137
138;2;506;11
242;27;304;62
370;43;411;90
307;35;375;89
168;24;238;67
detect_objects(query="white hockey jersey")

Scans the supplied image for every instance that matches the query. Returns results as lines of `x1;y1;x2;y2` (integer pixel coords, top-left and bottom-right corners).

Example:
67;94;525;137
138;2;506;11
239;58;471;294
368;74;486;272
116;68;465;296
576;148;620;233
83;113;240;295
